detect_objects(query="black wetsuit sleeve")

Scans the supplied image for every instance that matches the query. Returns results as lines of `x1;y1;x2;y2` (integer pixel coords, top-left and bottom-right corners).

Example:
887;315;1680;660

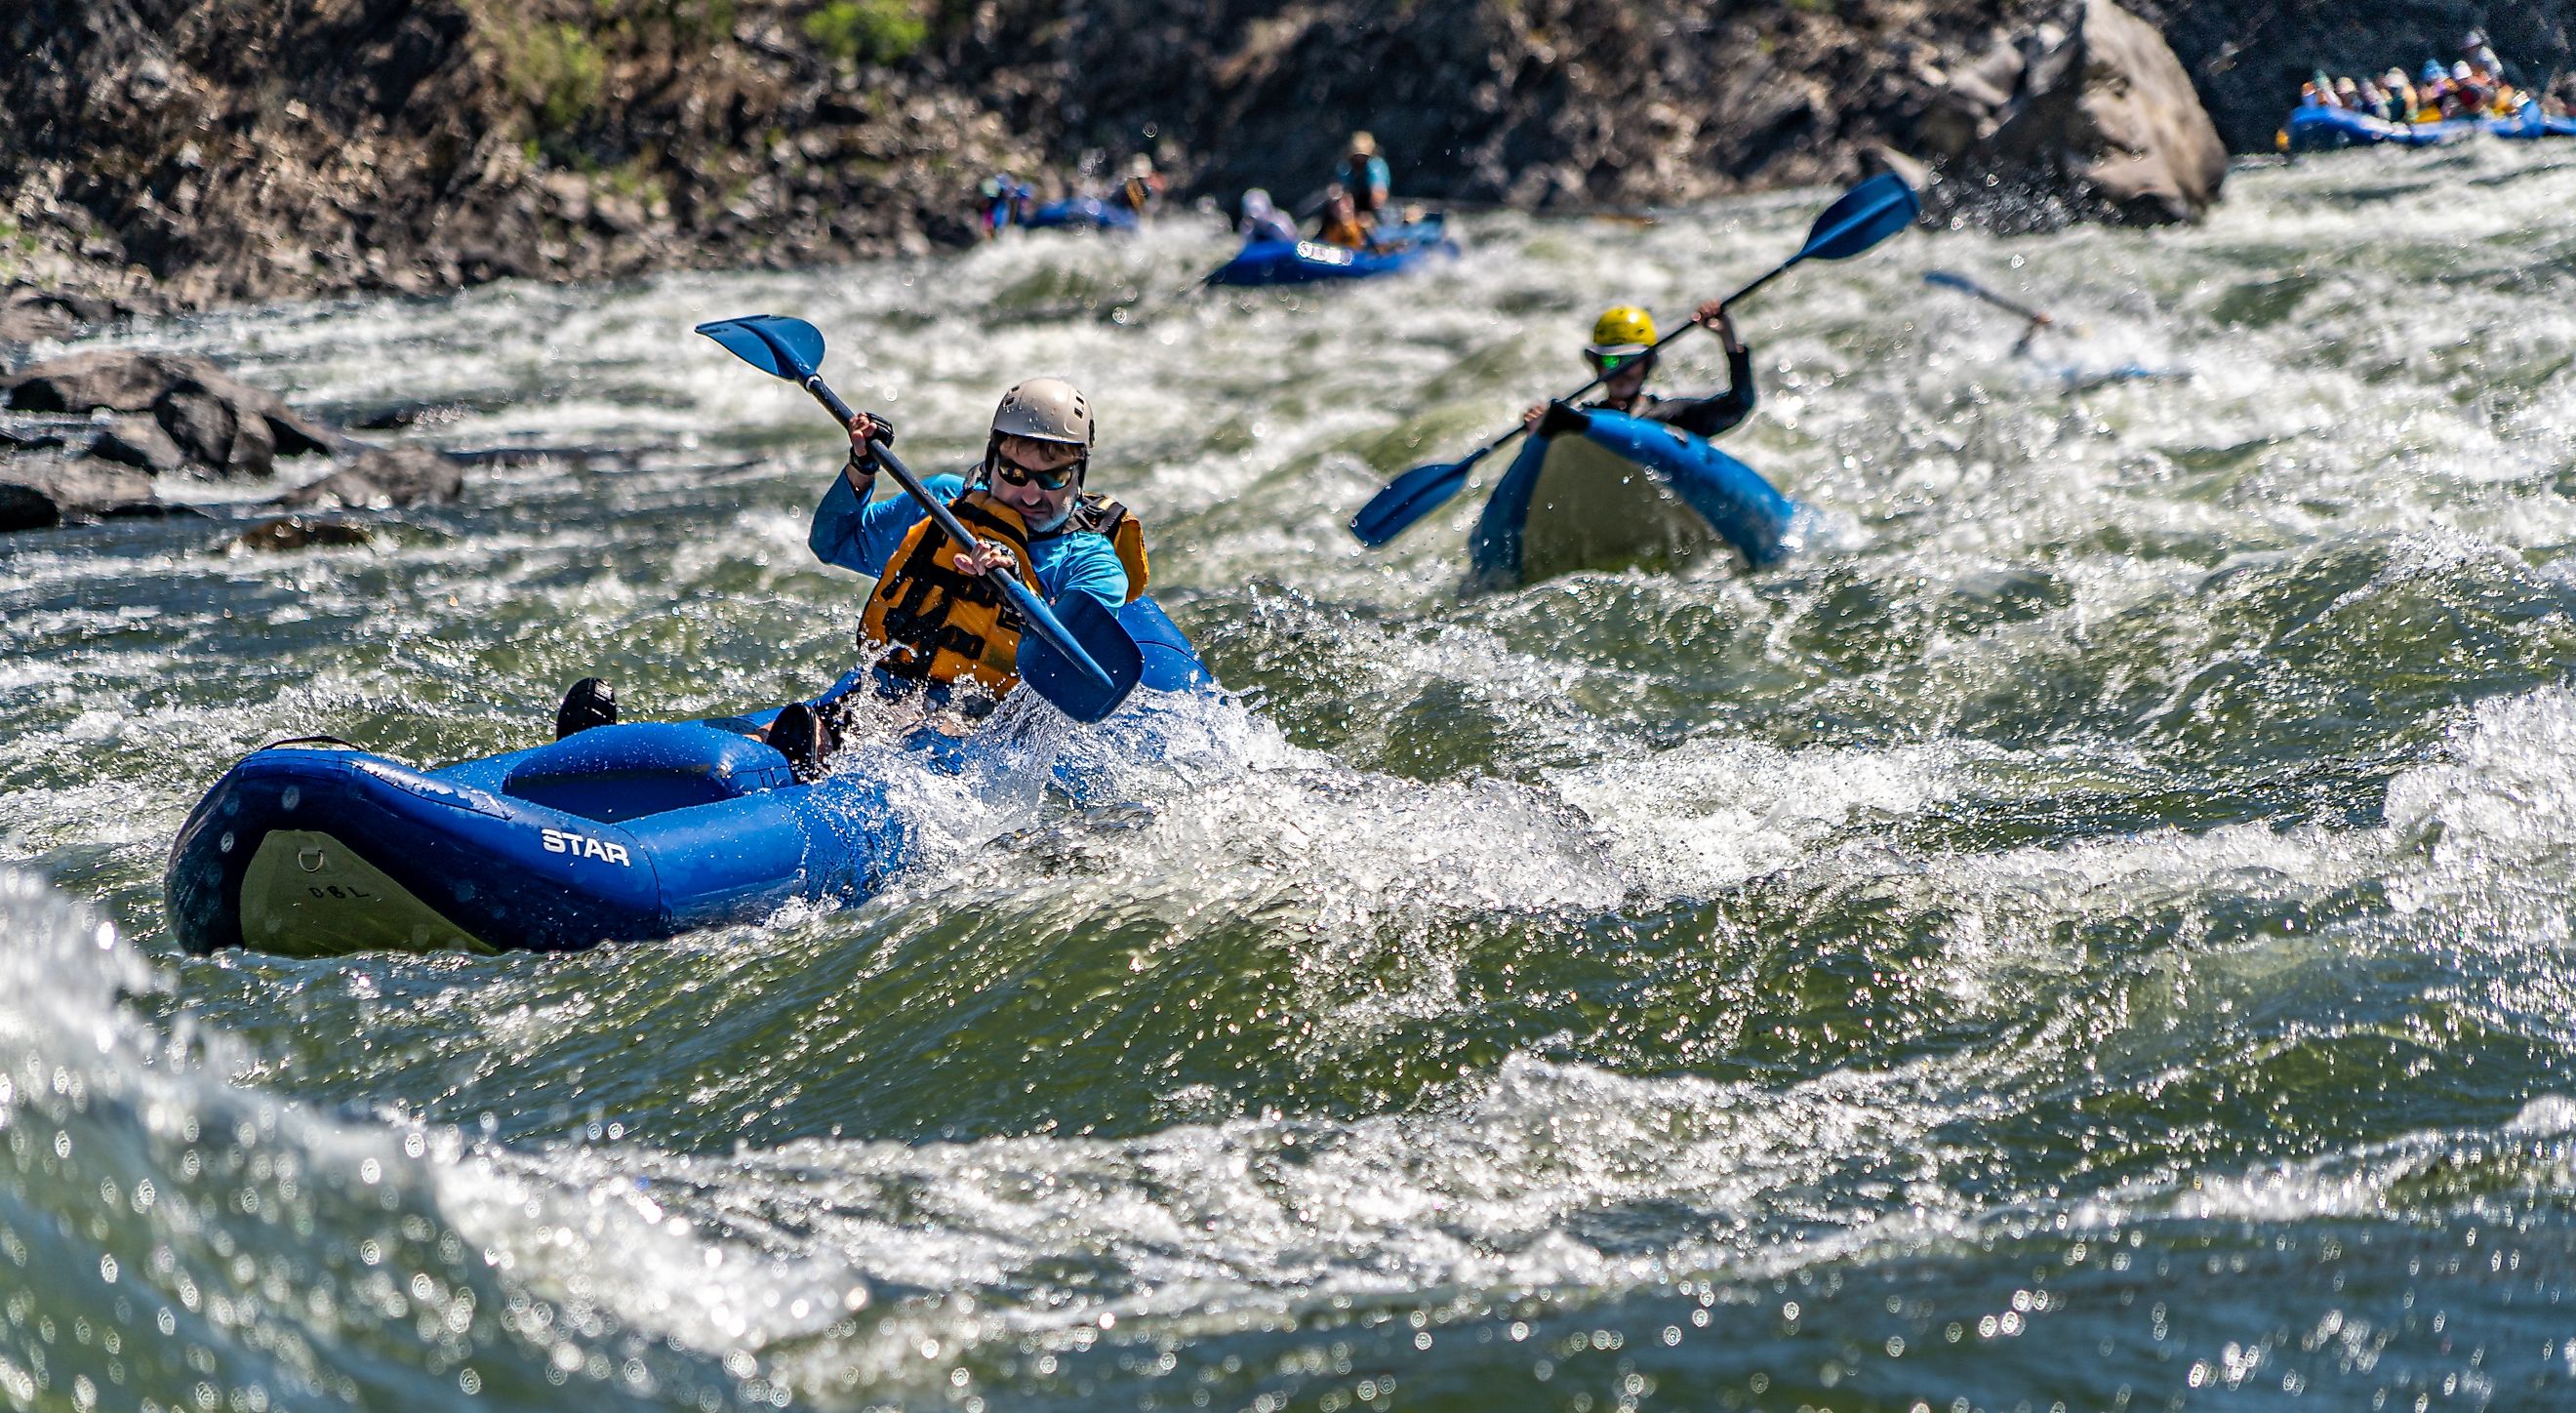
1644;343;1757;439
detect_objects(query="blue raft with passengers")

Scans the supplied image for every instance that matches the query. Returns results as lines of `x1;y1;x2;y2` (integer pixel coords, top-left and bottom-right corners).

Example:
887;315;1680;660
165;599;1211;957
2281;102;2576;152
1469;409;1800;587
1205;218;1459;287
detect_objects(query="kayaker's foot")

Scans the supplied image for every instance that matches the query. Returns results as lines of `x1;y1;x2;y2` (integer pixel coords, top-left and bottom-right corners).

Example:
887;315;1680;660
769;702;837;783
555;677;618;740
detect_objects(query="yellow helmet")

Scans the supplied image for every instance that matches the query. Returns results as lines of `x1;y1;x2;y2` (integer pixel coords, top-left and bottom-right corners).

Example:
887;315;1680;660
1587;305;1656;357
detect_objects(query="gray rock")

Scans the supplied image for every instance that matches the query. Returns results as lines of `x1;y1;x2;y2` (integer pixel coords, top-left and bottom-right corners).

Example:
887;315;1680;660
0;350;347;471
2074;0;2226;222
1925;0;2227;230
233;514;380;551
0;453;162;530
278;446;464;510
90;413;187;474
156;384;279;477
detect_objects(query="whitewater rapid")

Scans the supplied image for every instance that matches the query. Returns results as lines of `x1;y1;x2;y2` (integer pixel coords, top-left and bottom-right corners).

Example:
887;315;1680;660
8;140;2576;1409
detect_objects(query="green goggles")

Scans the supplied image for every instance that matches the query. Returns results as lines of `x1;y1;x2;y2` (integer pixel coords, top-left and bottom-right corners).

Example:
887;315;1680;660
1586;349;1653;376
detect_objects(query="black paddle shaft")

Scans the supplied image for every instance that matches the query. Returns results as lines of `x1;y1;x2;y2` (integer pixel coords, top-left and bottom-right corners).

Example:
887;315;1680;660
796;374;986;560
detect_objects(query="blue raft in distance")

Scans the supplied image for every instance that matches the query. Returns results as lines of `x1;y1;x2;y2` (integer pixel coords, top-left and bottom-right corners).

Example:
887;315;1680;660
1021;196;1140;232
1469;410;1799;587
1205;219;1459;287
165;598;1211;958
2282;103;2576;152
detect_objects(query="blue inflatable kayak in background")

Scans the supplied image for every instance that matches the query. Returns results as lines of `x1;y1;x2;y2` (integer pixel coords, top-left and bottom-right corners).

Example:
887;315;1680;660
166;598;1212;957
1021;196;1140;231
1469;410;1799;586
1205;219;1459;287
2281;103;2576;152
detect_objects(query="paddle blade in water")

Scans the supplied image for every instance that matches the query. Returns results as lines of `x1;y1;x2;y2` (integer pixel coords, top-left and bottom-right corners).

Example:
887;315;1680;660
1799;173;1920;262
695;315;827;382
1015;588;1144;722
1349;454;1478;547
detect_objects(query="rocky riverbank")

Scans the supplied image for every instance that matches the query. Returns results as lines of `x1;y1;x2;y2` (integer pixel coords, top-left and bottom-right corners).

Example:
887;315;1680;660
0;350;464;532
3;0;2568;332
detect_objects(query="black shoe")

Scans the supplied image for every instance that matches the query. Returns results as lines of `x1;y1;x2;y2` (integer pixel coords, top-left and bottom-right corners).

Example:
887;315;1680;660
555;677;618;740
768;702;837;783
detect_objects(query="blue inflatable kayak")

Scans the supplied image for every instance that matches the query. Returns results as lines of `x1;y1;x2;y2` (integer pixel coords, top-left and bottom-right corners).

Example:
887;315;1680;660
2281;103;2576;152
166;599;1211;957
1205;219;1458;287
1469;410;1799;586
1021;196;1140;231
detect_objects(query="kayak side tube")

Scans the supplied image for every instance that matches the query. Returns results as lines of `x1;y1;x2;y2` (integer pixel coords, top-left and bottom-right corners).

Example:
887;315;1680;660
166;729;909;957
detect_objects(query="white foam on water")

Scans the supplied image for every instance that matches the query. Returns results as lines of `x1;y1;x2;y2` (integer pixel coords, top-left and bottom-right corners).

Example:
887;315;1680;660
1549;738;1966;896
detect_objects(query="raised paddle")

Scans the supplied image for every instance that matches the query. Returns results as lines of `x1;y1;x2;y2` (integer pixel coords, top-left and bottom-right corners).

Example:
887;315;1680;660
696;314;1144;723
1348;172;1921;548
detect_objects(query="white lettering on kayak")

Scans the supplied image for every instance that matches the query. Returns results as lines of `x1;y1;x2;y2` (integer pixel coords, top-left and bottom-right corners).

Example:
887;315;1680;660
541;828;632;866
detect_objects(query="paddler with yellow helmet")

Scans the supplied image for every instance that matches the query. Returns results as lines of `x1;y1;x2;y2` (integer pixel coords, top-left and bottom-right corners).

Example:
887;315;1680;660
1522;299;1757;440
772;378;1150;775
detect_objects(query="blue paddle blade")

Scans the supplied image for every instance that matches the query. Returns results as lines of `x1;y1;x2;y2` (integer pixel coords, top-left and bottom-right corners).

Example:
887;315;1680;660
1349;452;1481;547
695;315;827;381
1014;589;1144;722
1800;173;1920;262
1923;270;1981;295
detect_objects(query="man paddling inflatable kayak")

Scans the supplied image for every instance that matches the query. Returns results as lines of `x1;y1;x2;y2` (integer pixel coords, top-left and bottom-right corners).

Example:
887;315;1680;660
566;316;1153;770
1348;173;1919;559
780;377;1152;773
555;378;1152;776
1521;302;1756;442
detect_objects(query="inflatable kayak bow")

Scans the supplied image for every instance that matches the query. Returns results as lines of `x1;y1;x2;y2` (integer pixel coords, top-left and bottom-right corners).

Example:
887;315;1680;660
1469;410;1799;586
166;599;1211;957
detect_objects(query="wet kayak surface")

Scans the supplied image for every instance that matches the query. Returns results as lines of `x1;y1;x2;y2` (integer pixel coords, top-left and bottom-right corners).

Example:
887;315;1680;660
7;142;2576;1409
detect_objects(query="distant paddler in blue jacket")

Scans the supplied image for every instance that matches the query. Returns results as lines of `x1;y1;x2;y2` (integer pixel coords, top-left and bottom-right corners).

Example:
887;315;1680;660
781;378;1150;772
1521;303;1757;440
1341;131;1392;221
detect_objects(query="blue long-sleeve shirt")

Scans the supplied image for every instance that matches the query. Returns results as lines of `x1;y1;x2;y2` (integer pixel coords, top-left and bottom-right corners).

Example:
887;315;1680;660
807;470;1129;609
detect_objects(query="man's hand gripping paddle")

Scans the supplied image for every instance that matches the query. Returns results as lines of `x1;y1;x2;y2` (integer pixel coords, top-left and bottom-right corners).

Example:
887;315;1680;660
697;315;1143;723
1348;172;1922;548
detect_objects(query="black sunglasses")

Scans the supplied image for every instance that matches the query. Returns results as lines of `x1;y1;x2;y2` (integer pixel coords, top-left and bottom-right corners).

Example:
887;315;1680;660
993;451;1080;492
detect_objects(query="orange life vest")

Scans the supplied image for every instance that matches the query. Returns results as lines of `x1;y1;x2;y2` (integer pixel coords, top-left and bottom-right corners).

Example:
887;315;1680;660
859;489;1150;696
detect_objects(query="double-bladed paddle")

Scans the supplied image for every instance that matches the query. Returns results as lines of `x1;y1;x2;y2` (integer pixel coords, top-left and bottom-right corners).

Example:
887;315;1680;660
1923;270;2082;353
697;314;1144;723
1348;172;1921;548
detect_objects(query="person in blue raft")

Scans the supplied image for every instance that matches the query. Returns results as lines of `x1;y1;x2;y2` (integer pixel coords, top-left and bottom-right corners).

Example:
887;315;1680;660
779;377;1150;774
552;378;1148;779
1521;301;1753;440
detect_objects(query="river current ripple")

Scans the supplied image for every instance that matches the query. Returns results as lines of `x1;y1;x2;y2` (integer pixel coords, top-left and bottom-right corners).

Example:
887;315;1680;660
7;144;2576;1410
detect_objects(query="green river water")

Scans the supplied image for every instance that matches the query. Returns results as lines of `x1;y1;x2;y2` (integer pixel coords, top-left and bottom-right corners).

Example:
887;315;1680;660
6;142;2576;1410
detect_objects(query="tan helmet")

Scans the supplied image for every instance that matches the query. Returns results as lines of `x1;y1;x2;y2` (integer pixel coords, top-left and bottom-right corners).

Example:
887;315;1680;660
991;378;1093;447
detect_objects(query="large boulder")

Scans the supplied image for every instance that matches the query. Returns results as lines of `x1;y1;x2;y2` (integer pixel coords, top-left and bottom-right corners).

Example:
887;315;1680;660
1921;0;2227;231
0;349;346;475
